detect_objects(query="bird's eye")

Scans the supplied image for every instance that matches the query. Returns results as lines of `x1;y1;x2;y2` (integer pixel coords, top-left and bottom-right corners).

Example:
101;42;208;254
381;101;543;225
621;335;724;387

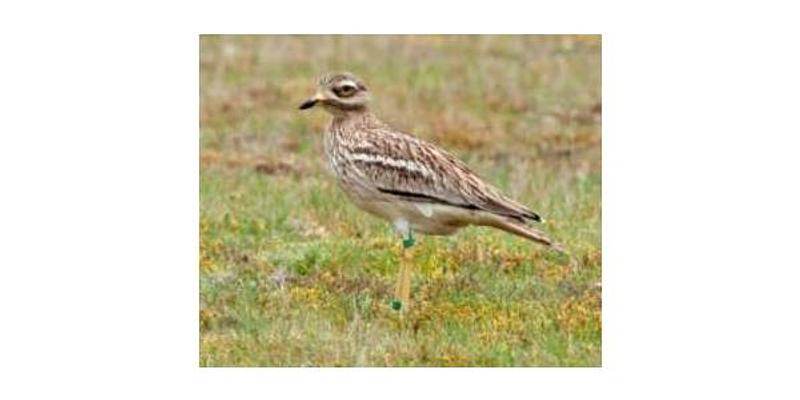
336;85;356;97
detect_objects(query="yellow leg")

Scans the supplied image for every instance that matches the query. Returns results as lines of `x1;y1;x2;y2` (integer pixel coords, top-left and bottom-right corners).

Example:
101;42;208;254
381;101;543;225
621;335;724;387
392;233;415;311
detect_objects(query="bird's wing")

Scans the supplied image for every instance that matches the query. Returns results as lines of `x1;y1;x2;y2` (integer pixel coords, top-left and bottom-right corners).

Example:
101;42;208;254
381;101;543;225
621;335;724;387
343;125;541;223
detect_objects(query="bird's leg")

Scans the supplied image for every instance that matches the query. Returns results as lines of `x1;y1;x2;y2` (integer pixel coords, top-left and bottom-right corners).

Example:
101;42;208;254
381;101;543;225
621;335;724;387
392;231;415;311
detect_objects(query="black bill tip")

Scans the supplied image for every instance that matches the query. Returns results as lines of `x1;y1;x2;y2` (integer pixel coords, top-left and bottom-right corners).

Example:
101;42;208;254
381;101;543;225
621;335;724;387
298;99;317;110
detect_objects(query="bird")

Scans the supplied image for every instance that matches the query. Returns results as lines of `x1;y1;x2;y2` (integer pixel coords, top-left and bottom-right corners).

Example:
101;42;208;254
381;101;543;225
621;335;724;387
299;72;560;310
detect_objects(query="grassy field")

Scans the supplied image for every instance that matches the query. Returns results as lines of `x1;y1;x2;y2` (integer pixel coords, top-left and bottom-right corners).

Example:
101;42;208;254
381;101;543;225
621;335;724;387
200;35;601;367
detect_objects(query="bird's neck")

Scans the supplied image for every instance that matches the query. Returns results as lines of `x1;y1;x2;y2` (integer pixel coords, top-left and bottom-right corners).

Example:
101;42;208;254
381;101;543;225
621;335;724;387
330;109;375;130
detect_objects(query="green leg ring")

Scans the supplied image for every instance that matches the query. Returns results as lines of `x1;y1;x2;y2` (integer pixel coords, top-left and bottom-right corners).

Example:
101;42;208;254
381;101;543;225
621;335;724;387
402;231;415;249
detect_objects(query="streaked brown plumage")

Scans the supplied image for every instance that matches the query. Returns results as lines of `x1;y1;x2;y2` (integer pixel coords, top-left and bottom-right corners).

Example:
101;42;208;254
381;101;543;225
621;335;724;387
299;72;557;248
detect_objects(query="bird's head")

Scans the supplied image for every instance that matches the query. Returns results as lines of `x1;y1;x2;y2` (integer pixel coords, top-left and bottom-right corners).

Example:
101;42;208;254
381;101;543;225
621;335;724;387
298;72;370;115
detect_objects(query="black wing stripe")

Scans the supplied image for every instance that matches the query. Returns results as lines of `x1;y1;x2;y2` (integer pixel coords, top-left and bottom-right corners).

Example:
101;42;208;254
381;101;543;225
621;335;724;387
378;187;539;223
377;188;480;211
378;187;532;223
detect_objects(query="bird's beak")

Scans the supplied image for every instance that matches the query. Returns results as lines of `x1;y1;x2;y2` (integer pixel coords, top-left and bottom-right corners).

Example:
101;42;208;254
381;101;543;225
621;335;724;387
299;92;325;110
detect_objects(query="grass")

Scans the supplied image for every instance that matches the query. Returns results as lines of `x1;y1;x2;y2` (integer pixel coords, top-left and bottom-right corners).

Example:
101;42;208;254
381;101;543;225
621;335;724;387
200;35;601;367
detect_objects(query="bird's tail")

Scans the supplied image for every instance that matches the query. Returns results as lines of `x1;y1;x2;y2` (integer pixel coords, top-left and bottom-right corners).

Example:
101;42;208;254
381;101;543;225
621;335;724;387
486;217;566;253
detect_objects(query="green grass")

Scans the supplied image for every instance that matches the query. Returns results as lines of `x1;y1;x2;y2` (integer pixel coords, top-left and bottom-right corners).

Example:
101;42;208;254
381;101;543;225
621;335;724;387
200;35;601;366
